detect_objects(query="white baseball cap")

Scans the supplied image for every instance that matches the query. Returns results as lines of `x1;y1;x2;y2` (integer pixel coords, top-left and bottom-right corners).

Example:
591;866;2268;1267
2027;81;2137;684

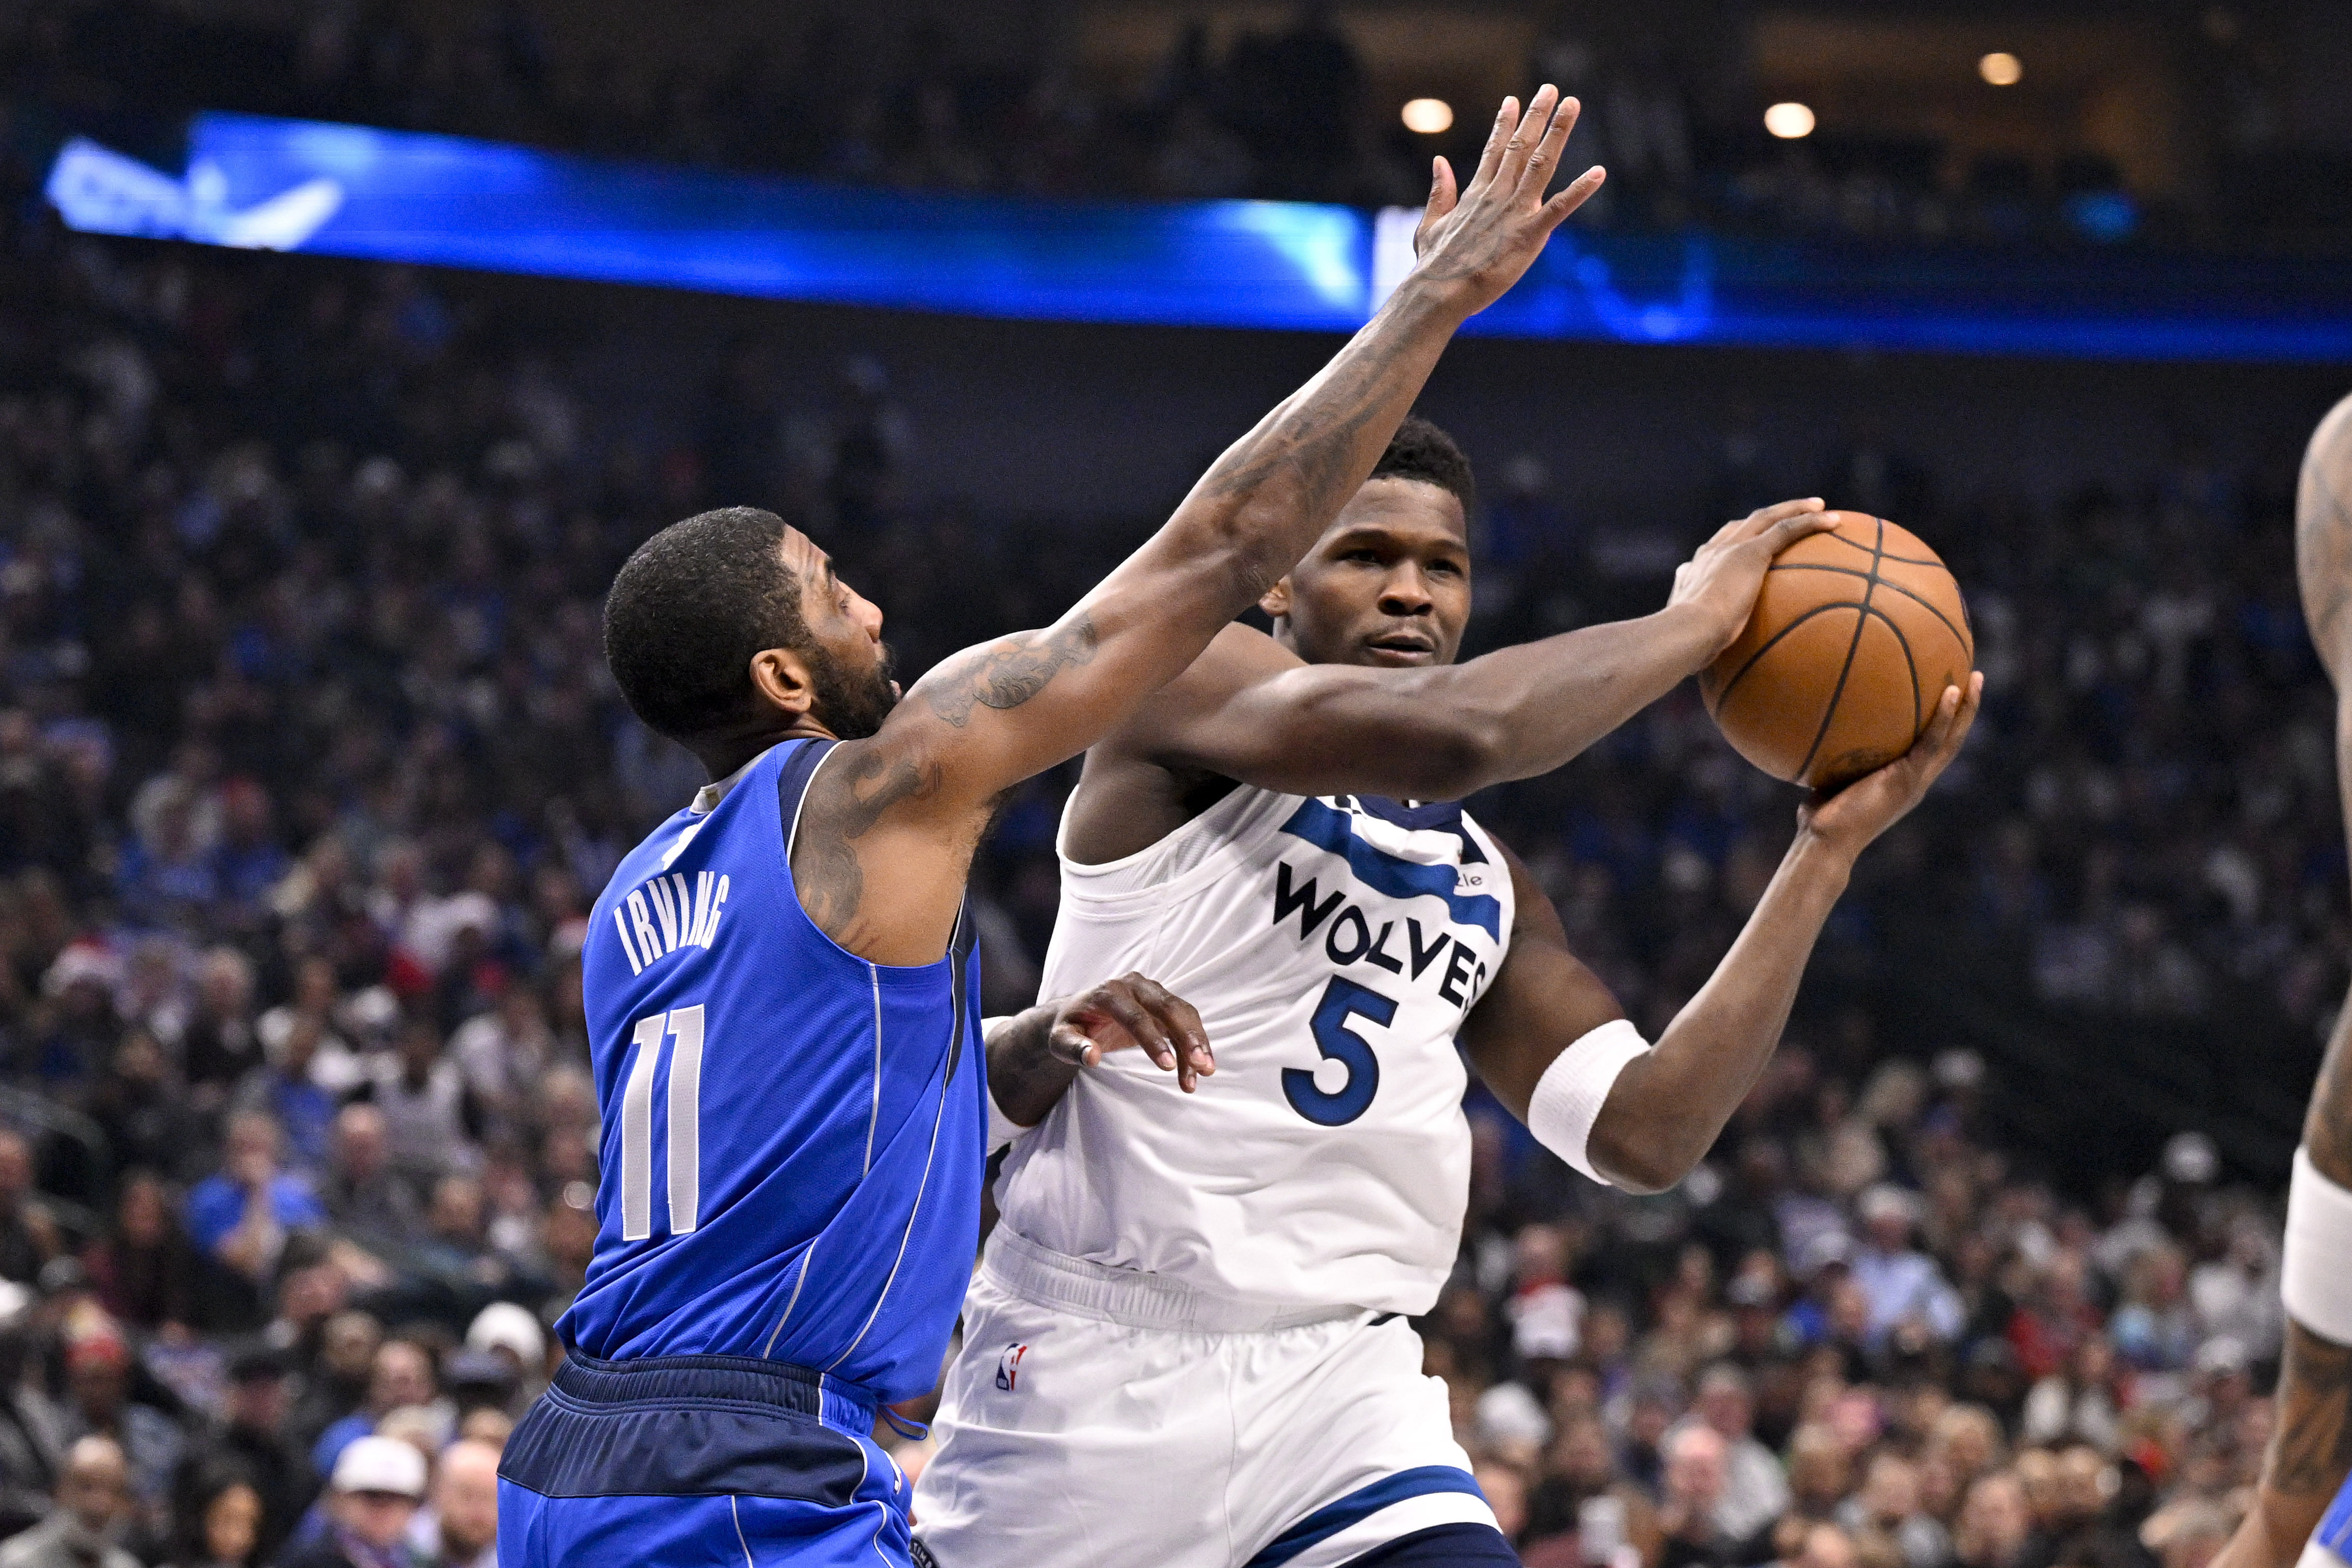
467;1301;547;1366
332;1435;427;1499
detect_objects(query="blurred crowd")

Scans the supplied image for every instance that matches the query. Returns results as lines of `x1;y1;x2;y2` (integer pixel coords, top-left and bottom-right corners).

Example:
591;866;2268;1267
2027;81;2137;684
1;0;2342;247
0;96;2327;1565
1341;1086;2288;1568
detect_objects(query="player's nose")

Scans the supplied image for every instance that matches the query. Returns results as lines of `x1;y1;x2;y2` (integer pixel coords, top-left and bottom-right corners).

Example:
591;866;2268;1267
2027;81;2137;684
1378;564;1435;614
850;591;884;641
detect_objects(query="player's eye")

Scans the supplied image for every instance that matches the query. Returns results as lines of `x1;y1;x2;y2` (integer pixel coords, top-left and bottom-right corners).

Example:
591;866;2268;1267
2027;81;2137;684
1342;549;1384;565
1428;559;1464;577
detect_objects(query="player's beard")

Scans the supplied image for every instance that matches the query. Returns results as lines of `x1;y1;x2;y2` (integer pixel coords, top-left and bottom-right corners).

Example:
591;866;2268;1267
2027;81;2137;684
807;639;898;740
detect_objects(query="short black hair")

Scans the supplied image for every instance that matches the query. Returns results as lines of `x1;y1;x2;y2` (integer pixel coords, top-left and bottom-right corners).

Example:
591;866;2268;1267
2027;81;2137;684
604;506;811;741
1370;416;1475;514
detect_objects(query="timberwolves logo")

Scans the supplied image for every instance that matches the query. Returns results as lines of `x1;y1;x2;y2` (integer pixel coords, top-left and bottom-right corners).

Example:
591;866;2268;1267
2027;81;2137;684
994;1343;1029;1392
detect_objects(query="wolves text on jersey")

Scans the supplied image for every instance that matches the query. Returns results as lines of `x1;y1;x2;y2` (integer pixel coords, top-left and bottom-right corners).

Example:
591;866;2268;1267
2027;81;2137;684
1271;861;1488;1006
611;869;730;975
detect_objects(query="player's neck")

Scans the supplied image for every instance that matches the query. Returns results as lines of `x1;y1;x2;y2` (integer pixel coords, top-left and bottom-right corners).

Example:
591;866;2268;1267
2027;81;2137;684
691;717;838;782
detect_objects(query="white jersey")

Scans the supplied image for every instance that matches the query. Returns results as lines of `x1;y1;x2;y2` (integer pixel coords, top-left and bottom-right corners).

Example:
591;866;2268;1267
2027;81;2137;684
996;781;1515;1315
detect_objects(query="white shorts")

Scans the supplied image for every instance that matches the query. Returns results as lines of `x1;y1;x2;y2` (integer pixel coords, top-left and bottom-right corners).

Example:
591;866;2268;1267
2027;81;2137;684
912;1227;1496;1568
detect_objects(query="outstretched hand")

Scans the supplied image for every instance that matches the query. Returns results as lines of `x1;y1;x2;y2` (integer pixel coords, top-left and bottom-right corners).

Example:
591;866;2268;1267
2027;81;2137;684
1042;971;1215;1093
1412;85;1605;317
1799;672;1984;856
1669;499;1835;659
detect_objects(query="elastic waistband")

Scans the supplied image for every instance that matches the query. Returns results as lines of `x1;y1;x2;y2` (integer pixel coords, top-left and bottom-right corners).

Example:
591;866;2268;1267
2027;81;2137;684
983;1227;1363;1335
552;1350;877;1435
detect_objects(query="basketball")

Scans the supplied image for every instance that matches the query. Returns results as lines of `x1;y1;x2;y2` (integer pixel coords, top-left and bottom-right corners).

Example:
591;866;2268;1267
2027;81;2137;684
1699;511;1973;791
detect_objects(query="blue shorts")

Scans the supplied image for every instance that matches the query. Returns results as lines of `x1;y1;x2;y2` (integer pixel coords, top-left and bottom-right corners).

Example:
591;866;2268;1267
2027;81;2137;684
497;1351;913;1567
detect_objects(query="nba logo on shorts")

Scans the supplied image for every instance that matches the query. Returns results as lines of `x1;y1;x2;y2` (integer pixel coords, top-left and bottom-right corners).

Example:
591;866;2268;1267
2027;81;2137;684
995;1343;1029;1392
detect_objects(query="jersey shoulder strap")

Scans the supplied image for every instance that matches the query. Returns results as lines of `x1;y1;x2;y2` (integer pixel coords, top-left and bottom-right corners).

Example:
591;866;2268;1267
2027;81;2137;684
773;737;840;850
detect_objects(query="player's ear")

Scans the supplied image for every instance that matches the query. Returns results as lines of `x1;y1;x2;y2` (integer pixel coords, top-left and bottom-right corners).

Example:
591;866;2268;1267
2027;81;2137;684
1259;576;1294;619
746;648;817;719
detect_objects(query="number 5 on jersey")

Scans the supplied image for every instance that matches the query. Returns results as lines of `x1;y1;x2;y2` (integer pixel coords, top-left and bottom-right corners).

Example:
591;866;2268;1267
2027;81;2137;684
619;1004;705;1241
1284;977;1396;1126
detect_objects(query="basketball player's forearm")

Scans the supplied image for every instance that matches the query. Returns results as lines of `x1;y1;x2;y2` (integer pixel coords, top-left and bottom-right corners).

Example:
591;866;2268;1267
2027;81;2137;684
902;277;1484;809
2241;1321;2352;1562
1590;833;1850;1188
1223;603;1718;802
1422;603;1721;789
1164;278;1474;601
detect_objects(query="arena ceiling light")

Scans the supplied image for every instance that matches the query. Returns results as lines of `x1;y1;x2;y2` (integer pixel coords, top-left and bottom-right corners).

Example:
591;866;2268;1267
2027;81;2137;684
1400;98;1453;135
1764;102;1815;139
1979;52;2022;86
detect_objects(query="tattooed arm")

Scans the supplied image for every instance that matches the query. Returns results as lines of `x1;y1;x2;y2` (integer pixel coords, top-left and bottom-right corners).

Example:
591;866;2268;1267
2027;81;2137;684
797;87;1606;964
2215;393;2352;1568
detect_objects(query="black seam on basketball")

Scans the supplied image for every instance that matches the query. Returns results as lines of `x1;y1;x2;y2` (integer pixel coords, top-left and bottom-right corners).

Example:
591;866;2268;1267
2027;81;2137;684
1864;602;1924;739
1819;529;1937;567
1767;562;1969;649
1713;601;1868;708
1796;519;1885;780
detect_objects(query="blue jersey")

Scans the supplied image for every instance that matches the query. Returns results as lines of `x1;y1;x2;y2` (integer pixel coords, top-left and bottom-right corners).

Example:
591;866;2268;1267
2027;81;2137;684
556;738;986;1404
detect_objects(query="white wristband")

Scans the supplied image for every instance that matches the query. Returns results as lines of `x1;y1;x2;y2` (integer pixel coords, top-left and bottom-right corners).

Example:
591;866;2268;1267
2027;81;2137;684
1526;1018;1651;1187
982;1016;1038;1156
2284;1145;2352;1345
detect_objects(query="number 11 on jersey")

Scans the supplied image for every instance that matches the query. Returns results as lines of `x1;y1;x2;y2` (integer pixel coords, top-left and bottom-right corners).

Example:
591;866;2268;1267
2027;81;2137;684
619;1004;706;1241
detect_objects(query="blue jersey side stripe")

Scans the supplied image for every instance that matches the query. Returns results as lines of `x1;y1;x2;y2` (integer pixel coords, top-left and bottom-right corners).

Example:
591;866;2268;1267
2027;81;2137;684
1279;798;1502;939
1242;1466;1488;1568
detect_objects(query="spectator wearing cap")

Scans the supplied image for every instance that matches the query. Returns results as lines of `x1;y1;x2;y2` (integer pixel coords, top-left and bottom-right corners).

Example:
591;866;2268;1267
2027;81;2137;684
404;1438;498;1568
464;1302;545;1402
207;1344;315;1560
59;1332;181;1531
0;1435;140;1568
1851;1186;1963;1346
185;1112;327;1309
280;1435;426;1568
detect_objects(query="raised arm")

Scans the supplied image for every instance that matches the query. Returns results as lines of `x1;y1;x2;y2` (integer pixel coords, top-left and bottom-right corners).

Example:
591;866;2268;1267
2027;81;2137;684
801;89;1604;962
1463;676;1980;1194
2215;392;2352;1568
1126;501;1833;802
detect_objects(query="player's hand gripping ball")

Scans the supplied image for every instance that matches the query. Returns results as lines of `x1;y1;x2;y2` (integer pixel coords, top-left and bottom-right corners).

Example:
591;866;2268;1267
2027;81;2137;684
1698;511;1973;791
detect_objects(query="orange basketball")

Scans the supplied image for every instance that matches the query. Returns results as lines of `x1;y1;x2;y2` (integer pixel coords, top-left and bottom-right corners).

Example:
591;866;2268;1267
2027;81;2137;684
1699;512;1973;791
